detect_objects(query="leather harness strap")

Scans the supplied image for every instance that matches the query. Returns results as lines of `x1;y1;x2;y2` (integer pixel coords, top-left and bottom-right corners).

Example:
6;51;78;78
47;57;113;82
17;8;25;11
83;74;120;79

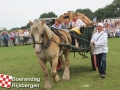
32;28;71;55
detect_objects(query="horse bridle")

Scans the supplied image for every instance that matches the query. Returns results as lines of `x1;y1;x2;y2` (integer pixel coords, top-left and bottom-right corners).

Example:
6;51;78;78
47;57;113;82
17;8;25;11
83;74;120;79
32;31;53;50
31;30;45;48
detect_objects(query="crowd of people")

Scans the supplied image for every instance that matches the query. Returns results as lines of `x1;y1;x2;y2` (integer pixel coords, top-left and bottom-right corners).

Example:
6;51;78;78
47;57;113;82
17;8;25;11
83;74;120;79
1;13;120;47
94;20;120;38
0;30;32;47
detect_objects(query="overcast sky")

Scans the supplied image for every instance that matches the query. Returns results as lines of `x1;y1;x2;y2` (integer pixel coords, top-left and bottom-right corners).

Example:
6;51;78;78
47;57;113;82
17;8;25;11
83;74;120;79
0;0;114;30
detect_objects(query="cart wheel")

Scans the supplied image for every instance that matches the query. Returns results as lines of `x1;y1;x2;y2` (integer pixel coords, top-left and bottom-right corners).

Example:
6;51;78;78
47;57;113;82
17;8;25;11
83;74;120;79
90;54;97;71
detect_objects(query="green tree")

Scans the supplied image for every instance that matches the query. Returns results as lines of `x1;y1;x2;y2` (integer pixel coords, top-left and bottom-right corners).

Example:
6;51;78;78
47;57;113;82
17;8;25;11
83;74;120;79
21;26;27;29
11;27;20;31
93;8;105;21
39;12;57;18
93;0;120;21
22;0;120;29
26;23;30;29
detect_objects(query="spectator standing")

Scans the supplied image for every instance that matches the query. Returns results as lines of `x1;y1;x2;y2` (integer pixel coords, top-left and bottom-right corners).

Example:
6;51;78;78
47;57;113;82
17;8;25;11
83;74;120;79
15;31;19;46
0;32;2;47
8;32;13;46
11;30;15;46
0;32;4;47
118;26;120;37
3;31;9;47
24;30;30;45
19;31;24;45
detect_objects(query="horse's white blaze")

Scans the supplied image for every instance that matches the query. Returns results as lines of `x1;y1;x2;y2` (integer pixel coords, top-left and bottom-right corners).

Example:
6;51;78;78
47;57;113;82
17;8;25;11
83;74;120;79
34;32;40;53
34;31;40;41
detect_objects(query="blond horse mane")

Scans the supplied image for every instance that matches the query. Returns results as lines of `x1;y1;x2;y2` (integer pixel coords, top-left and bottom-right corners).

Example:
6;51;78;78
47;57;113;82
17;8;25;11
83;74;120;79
43;23;53;39
30;21;53;40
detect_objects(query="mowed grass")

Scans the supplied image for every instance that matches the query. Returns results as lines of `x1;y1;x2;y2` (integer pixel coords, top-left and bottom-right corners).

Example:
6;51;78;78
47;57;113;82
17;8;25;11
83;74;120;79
0;38;120;90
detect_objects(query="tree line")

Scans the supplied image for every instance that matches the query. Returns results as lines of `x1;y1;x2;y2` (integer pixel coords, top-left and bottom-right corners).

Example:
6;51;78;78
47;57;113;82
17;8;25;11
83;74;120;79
1;0;120;31
38;0;120;21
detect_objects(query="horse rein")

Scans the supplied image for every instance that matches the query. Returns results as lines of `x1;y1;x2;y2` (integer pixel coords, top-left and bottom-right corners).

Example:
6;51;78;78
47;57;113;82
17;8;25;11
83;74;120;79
32;33;53;50
31;23;66;51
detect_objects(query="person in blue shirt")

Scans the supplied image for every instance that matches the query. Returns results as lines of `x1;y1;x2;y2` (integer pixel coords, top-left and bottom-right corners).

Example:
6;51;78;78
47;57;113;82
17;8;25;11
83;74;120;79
2;31;9;47
52;18;62;29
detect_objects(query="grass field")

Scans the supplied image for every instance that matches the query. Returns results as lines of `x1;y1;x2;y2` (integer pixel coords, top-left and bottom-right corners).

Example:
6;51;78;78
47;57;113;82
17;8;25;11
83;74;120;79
0;38;120;90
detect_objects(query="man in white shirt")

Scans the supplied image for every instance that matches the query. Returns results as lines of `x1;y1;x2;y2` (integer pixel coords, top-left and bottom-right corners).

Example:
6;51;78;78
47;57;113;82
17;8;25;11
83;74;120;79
91;23;108;78
24;30;29;45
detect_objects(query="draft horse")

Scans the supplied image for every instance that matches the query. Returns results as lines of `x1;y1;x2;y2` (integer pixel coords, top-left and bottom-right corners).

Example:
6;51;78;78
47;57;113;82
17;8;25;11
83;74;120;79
30;20;72;90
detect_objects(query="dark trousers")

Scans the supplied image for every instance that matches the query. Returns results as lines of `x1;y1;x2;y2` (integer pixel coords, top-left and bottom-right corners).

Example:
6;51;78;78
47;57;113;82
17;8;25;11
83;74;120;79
96;53;107;74
4;38;8;47
24;37;29;45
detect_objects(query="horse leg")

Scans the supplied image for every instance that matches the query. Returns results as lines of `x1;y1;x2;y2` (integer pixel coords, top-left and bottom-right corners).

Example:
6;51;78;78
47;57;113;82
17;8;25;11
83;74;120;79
62;50;70;81
59;55;65;68
51;57;61;83
38;59;52;90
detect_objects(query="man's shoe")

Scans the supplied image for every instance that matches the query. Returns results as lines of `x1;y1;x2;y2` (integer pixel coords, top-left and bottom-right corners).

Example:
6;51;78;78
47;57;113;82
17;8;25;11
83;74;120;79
101;74;106;78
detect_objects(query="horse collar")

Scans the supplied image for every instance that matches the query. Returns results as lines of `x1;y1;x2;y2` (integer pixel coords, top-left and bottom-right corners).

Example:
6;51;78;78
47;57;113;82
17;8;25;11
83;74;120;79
41;34;53;50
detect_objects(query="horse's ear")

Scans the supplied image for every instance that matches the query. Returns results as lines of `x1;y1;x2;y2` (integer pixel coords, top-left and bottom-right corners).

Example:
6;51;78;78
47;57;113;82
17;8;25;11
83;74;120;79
29;20;33;26
41;20;45;26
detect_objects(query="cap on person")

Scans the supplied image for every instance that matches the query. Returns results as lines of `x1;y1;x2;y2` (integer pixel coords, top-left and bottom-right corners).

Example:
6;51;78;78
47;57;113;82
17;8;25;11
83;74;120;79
97;23;103;27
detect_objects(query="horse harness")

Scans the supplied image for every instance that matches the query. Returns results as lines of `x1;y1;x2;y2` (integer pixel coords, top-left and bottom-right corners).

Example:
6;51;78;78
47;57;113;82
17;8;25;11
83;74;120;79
31;22;54;50
32;28;71;53
51;28;71;53
51;27;71;43
32;31;53;50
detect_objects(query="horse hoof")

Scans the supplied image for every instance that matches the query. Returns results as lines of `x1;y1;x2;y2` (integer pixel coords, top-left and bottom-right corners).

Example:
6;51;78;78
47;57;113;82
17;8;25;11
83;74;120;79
53;74;61;83
53;78;61;83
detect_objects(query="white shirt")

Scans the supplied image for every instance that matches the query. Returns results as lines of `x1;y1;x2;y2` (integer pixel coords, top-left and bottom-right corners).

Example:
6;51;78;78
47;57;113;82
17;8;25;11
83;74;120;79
19;33;24;37
115;27;120;33
71;19;86;29
24;31;29;37
91;31;108;54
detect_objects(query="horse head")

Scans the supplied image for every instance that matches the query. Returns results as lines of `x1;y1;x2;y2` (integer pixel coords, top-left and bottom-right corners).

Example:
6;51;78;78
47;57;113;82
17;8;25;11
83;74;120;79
30;20;53;54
